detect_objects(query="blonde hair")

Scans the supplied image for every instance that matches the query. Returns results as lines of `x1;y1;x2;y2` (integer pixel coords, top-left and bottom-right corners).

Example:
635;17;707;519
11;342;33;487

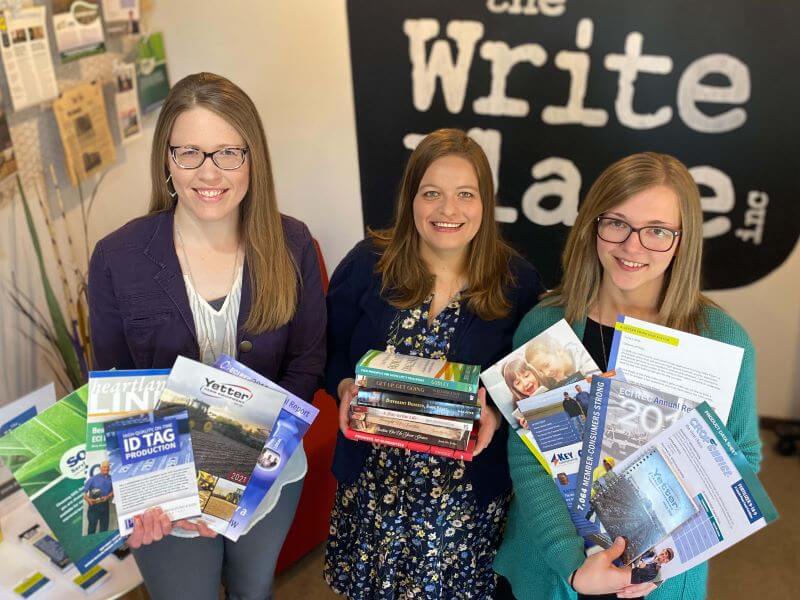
149;72;297;333
502;358;541;402
542;152;715;333
524;336;575;388
370;128;516;320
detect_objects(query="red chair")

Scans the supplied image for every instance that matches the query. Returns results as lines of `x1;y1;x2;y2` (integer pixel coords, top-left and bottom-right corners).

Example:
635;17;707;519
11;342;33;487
275;239;338;573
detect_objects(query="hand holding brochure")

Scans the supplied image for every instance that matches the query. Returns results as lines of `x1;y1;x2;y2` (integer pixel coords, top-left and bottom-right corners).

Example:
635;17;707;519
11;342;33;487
103;408;201;535
592;402;777;584
212;355;319;541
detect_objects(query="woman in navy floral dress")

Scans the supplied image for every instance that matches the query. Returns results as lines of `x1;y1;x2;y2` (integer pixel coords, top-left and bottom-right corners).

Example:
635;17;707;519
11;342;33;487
323;129;544;599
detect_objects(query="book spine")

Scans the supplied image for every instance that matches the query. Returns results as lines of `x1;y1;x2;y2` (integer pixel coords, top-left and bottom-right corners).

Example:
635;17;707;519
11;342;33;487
356;390;481;420
344;427;475;462
348;417;469;450
355;364;477;394
355;375;477;405
351;404;473;431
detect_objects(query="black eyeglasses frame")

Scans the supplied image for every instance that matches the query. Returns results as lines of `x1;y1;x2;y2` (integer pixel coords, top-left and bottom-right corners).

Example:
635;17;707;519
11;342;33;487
595;216;682;252
168;145;249;170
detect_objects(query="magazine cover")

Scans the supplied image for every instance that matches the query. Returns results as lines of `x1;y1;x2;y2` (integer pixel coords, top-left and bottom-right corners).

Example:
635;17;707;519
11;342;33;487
590;447;698;564
84;369;169;535
606;402;778;585
356;350;480;395
516;380;592;534
156;356;285;534
212;355;319;541
103;408;201;535
0;386;123;573
481;319;601;470
572;375;697;532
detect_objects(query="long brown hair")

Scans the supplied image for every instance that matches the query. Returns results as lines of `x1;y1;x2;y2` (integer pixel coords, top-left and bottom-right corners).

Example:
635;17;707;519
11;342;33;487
371;128;516;320
149;72;297;333
542;152;715;333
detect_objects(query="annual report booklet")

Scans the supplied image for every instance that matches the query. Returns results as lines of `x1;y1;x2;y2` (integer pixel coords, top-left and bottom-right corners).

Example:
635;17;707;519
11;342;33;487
590;403;777;584
572;375;698;532
213;355;319;541
481;319;601;470
0;386;123;572
608;316;744;424
84;369;169;535
103;408;201;535
156;356;285;534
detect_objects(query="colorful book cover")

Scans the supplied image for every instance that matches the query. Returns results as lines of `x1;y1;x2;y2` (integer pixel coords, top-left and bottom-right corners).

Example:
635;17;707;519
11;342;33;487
572;375;697;533
0;386;123;573
356;350;480;394
355;374;477;404
104;408;201;535
481;319;601;472
212;355;319;541
356;389;481;420
590;447;699;564
156;356;285;534
344;426;477;461
84;369;169;535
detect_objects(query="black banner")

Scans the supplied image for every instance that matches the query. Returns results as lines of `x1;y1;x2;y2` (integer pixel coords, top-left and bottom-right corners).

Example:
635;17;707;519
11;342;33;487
346;0;800;288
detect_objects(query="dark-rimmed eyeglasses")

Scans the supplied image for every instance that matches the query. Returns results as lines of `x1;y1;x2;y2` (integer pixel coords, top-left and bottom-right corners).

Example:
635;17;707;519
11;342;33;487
169;145;249;170
596;216;681;252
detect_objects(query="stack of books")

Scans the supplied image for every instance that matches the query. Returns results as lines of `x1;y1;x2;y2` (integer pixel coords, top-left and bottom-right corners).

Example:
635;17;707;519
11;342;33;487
346;350;481;460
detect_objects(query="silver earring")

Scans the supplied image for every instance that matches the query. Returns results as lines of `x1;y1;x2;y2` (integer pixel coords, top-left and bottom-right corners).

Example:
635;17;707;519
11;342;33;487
166;174;178;199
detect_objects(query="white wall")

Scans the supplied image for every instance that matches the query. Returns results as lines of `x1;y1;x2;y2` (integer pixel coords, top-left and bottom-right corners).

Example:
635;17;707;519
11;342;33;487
1;1;797;420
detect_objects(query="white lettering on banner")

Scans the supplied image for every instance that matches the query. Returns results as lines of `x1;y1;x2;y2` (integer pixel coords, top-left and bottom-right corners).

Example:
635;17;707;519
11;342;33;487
690;166;735;239
604;32;674;129
678;54;750;133
473;42;547;117
405;19;750;133
542;19;609;127
486;0;567;17
404;19;483;113
521;157;581;226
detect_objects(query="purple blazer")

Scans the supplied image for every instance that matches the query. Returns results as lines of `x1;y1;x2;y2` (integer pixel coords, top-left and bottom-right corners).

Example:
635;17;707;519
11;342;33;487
87;210;326;403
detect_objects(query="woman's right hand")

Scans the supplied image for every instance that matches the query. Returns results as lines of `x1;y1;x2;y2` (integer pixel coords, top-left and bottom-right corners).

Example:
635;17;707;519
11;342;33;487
127;508;217;549
571;537;632;595
337;377;358;434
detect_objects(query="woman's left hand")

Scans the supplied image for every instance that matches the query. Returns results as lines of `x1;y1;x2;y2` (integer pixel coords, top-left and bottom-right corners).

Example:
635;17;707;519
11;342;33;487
616;582;657;598
472;388;500;457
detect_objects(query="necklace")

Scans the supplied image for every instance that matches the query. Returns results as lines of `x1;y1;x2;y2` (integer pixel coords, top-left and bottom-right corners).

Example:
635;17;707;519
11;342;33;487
175;223;241;362
597;304;608;370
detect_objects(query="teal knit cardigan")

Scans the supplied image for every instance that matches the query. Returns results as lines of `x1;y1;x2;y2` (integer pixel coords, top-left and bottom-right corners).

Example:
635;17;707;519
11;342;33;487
494;305;761;600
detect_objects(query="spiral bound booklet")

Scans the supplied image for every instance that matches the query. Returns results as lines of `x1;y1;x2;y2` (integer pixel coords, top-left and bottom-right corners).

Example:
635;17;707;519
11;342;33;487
590;447;698;564
591;403;777;583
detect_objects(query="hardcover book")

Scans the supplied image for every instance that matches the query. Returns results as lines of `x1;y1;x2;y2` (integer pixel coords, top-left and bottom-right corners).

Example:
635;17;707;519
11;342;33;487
355;375;478;405
355;350;480;395
0;387;123;573
344;426;478;461
349;405;472;451
356;389;481;420
103;408;201;535
156;356;285;534
590;447;698;564
84;369;170;535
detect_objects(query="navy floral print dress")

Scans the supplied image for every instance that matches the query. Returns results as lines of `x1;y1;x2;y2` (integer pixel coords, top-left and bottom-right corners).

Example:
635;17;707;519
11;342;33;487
324;293;511;599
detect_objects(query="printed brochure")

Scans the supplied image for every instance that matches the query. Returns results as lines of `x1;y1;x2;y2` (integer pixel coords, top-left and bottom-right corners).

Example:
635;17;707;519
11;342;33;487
84;369;169;535
593;402;777;584
156;356;284;534
0;386;123;573
213;355;318;541
572;375;697;532
104;408;201;535
481;319;601;470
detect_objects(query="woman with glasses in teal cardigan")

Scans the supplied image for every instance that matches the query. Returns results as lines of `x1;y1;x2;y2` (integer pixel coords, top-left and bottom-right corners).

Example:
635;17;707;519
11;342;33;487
493;153;761;600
